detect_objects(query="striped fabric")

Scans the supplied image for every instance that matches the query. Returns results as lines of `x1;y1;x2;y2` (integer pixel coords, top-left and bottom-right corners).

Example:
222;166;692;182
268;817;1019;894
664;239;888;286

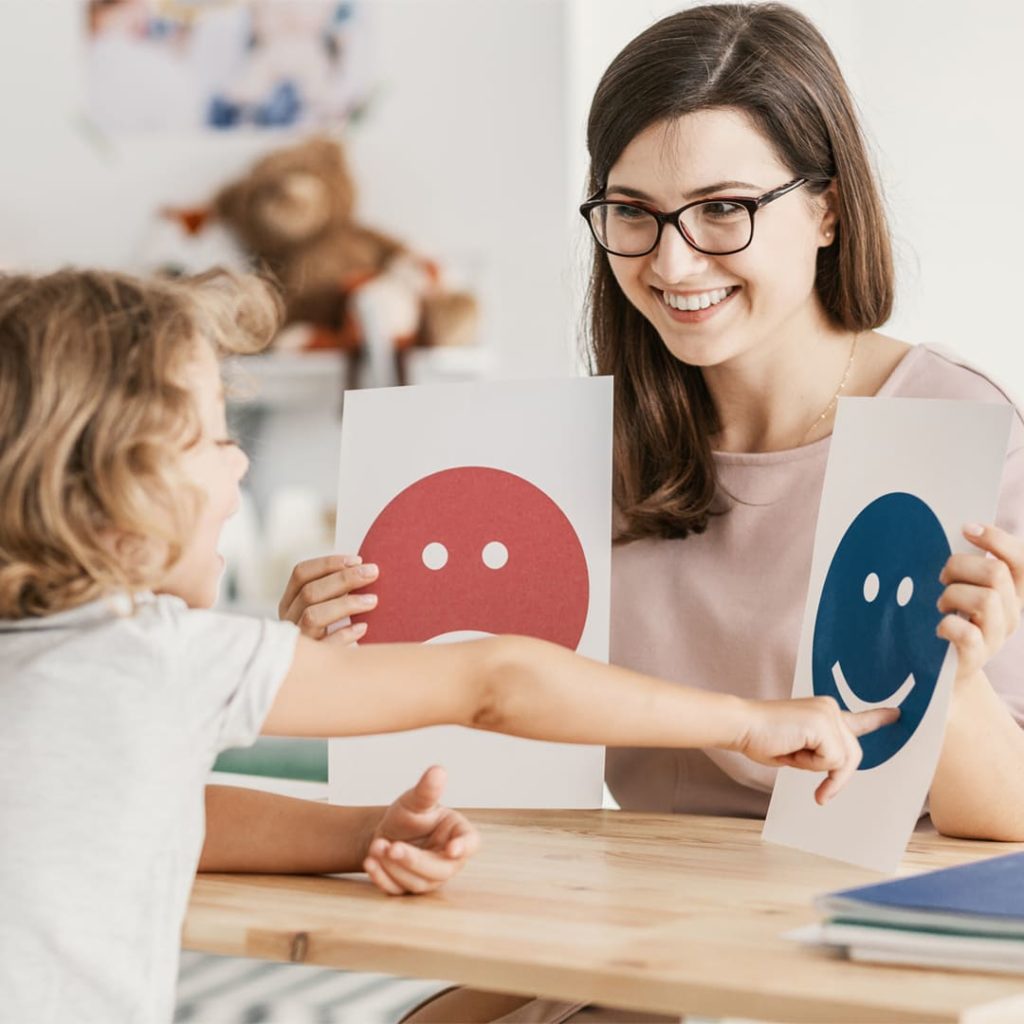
174;951;447;1023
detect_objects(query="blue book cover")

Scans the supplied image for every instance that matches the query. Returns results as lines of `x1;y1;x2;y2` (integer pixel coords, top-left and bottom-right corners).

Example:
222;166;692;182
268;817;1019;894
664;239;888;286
817;851;1024;935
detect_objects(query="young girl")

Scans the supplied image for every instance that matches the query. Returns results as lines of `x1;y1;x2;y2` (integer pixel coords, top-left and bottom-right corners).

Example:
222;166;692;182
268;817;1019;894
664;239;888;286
292;3;1024;1020
0;267;889;1024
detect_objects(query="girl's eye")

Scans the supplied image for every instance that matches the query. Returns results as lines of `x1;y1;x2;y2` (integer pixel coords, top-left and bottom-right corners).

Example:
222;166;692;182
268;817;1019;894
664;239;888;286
215;437;241;450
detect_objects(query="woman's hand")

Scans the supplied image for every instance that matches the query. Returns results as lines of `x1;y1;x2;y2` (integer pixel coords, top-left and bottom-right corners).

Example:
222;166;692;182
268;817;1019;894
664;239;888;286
278;553;378;644
364;765;480;896
736;698;898;805
938;523;1024;682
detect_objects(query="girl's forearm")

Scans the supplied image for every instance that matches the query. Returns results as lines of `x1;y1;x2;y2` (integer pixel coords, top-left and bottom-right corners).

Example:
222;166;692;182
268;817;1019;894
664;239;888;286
480;636;748;750
200;785;380;873
267;634;750;752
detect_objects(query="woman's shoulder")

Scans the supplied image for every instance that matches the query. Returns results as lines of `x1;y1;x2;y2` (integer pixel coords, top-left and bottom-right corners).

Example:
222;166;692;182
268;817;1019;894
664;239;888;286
878;342;1024;449
880;342;1022;411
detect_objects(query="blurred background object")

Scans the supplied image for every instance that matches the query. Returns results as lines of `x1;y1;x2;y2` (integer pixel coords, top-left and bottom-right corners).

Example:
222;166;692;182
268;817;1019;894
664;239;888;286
213;134;480;390
85;0;374;134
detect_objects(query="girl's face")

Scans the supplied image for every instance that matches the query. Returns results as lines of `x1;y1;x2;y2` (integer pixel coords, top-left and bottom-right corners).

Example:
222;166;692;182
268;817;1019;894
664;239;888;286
159;342;249;608
604;107;835;370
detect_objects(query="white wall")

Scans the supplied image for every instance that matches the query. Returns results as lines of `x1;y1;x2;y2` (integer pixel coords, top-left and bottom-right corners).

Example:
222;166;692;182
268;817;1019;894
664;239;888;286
848;0;1024;394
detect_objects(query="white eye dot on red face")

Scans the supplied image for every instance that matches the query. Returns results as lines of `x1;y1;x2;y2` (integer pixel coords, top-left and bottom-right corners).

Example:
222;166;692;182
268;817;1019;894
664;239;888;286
863;572;880;603
896;576;914;607
482;541;508;570
421;542;448;571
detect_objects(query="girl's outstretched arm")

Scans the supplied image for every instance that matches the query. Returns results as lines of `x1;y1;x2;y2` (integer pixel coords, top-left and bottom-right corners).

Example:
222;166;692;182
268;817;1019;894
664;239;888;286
264;634;895;804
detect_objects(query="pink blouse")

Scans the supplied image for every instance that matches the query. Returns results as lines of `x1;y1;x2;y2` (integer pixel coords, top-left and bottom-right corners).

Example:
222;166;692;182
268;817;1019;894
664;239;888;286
607;345;1024;817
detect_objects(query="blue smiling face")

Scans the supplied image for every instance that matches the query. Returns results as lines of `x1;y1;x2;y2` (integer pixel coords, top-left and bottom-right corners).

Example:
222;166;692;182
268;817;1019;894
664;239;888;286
812;492;951;770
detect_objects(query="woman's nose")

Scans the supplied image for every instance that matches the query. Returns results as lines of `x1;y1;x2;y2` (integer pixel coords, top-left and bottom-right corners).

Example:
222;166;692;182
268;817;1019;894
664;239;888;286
649;221;711;282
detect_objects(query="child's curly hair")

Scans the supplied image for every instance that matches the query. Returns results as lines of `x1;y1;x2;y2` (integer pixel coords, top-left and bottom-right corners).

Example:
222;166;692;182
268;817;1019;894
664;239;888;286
0;267;281;618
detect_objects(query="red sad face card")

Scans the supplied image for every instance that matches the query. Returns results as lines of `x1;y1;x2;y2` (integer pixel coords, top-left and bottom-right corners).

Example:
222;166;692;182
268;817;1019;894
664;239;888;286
329;377;612;809
351;466;589;649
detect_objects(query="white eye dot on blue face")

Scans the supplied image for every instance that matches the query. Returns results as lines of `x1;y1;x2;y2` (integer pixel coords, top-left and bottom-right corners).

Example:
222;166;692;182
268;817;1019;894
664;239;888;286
482;540;508;570
421;542;448;571
863;572;880;603
897;576;914;607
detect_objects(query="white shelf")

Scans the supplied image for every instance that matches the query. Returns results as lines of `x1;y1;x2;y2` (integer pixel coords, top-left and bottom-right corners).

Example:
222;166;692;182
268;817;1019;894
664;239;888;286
224;346;493;410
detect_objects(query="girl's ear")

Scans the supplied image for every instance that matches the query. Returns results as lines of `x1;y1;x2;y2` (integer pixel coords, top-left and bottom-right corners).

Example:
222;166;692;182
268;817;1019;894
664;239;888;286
818;180;839;246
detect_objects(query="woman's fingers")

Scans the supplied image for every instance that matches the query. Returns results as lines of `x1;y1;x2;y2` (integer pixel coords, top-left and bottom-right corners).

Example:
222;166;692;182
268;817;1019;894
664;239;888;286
937;613;986;667
941;554;1020;632
962;523;1024;595
284;563;379;619
287;591;378;639
280;563;380;637
325;620;368;645
278;554;360;617
938;582;1010;644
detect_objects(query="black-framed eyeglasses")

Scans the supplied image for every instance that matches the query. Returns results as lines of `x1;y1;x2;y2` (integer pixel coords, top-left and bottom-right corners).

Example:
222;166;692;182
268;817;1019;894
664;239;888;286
579;177;808;257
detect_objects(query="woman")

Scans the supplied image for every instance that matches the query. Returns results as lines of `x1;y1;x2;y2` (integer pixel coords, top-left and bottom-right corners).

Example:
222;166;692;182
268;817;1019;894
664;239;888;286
579;3;1024;838
225;4;1024;1021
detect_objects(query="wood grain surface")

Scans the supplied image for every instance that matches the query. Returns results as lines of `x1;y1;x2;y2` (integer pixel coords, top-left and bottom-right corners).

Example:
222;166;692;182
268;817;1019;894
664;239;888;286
184;810;1024;1022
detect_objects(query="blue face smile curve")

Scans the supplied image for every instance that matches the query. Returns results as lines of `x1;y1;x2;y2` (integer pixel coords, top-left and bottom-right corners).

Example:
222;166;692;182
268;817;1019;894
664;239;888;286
812;492;951;770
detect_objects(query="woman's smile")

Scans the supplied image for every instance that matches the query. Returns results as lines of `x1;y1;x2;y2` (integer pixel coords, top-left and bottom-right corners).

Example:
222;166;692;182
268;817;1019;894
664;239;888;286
653;284;739;323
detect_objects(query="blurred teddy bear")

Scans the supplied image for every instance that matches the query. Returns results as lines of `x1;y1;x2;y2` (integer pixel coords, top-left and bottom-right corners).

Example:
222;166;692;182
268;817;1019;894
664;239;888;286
213;135;478;388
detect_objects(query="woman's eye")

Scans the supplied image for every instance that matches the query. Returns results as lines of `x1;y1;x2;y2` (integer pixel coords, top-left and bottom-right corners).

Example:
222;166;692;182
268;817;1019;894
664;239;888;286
609;203;649;221
701;201;745;220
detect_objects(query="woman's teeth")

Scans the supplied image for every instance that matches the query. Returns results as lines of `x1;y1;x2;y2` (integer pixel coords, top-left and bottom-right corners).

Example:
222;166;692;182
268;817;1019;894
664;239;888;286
661;287;732;311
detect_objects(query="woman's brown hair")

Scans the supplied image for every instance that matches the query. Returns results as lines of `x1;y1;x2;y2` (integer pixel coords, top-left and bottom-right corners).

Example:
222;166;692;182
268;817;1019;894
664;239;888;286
585;2;894;542
0;267;281;618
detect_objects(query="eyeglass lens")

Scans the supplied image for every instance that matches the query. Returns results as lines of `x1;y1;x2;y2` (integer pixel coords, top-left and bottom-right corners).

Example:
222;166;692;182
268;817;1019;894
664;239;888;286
590;200;752;256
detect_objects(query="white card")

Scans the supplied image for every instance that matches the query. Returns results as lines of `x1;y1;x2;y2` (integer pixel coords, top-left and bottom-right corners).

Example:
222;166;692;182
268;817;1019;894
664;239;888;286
328;377;612;807
763;397;1012;872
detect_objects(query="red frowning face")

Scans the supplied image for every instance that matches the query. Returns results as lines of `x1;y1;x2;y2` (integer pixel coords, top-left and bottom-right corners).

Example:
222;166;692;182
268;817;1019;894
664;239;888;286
353;466;589;649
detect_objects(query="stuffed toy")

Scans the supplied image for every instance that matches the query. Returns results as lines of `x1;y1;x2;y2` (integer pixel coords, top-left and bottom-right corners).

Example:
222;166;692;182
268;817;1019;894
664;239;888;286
213;135;478;388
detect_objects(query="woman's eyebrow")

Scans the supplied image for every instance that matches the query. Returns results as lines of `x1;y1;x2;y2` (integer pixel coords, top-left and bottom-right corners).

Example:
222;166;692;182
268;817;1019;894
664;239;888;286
605;179;763;202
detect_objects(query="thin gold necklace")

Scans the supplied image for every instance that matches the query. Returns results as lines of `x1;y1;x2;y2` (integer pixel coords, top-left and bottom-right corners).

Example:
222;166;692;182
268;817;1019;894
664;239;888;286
798;333;860;446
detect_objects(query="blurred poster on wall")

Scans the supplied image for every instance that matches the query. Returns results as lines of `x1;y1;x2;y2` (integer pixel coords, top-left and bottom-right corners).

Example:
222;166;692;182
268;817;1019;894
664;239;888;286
84;0;374;134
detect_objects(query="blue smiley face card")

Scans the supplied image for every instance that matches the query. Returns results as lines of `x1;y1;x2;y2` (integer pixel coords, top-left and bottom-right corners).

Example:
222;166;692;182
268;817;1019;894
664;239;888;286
763;397;1012;873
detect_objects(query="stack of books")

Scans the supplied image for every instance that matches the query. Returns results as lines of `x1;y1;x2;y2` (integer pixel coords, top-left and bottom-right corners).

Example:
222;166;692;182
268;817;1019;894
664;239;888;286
792;850;1024;974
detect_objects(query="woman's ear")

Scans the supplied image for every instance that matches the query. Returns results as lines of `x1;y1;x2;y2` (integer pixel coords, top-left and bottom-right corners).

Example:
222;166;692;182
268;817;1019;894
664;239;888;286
818;180;839;246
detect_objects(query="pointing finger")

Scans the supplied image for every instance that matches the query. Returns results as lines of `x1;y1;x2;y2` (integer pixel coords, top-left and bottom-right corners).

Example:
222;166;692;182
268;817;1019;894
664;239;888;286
841;707;899;737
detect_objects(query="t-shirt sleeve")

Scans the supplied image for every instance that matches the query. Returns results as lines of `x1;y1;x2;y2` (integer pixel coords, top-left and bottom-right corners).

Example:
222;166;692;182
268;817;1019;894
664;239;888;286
154;601;300;756
986;415;1024;725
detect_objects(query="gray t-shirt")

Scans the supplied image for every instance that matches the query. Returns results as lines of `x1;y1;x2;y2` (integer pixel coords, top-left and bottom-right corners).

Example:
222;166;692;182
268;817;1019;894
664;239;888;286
0;593;299;1024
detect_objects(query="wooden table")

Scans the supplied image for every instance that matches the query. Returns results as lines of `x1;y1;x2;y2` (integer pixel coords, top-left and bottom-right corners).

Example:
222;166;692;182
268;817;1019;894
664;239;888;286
184;810;1024;1022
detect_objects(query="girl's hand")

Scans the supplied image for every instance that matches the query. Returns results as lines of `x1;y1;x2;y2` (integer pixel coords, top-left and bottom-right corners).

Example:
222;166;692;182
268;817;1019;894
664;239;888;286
938;524;1024;682
736;698;899;805
364;766;480;896
278;553;379;644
